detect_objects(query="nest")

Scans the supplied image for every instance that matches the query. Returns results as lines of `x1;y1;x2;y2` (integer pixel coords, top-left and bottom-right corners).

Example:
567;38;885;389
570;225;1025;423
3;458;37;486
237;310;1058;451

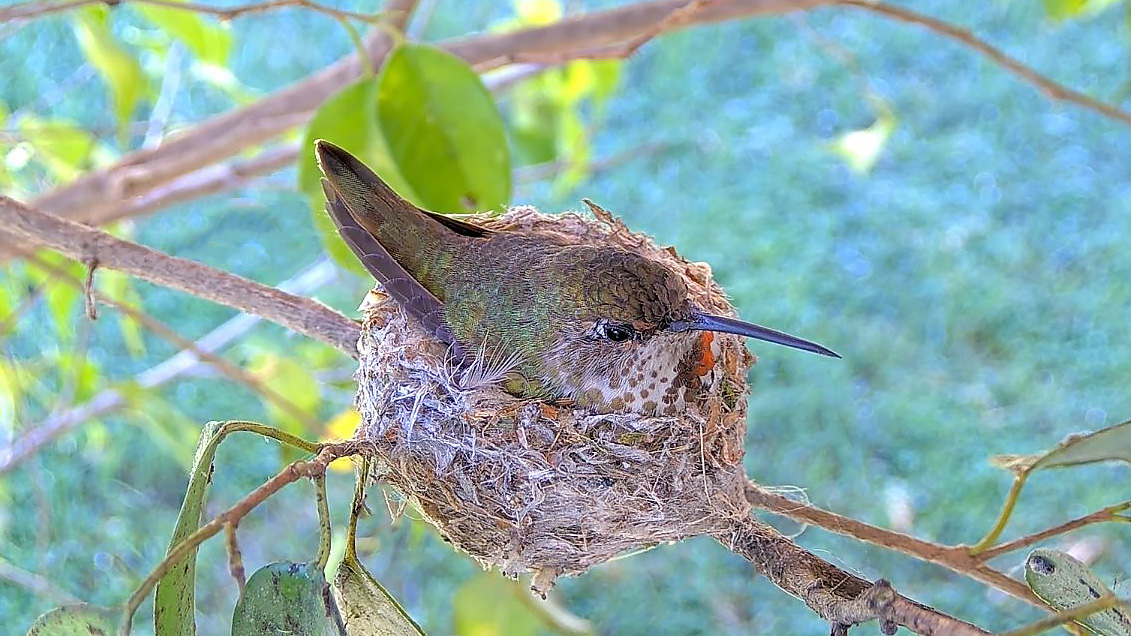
353;206;756;593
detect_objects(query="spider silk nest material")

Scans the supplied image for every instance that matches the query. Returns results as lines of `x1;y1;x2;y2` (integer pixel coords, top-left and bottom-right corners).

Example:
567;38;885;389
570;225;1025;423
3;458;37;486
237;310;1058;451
353;205;757;594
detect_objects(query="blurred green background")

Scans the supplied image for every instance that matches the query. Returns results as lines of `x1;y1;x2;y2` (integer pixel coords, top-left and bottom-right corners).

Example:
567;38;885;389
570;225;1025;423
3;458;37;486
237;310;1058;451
3;0;1131;634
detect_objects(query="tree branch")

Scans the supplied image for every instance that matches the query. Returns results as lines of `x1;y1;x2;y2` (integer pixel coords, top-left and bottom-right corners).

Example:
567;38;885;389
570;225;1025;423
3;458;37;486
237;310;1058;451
744;484;1043;607
16;0;1125;237
717;518;991;636
977;500;1131;561
27;0;816;226
835;0;1131;127
111;143;298;223
0;196;360;354
1;0;390;24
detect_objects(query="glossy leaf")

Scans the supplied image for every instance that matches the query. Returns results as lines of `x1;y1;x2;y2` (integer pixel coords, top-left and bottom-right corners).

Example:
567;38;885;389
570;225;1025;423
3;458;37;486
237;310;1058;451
993;419;1131;474
296;77;416;278
25;604;120;636
153;421;227;636
332;553;428;636
135;0;231;65
72;7;145;131
1025;549;1131;636
231;561;347;636
376;44;511;213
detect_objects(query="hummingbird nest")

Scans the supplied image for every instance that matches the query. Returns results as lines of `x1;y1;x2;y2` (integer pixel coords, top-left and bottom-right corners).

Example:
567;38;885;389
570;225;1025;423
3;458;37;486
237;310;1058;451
352;205;756;593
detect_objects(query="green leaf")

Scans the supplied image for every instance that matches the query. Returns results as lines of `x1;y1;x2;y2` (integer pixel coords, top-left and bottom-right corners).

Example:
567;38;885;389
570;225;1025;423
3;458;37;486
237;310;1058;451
232;562;347;636
98;268;146;357
135;0;231;65
332;553;429;636
514;0;563;25
452;574;543;636
248;352;321;436
72;6;146;133
1025;549;1131;636
25;251;83;344
830;108;897;175
153;421;228;636
296;78;417;277
125;391;202;469
1044;0;1121;19
18;117;97;182
992;419;1131;474
0;99;10;188
509;93;560;166
25;604;121;636
376;44;511;213
590;60;622;108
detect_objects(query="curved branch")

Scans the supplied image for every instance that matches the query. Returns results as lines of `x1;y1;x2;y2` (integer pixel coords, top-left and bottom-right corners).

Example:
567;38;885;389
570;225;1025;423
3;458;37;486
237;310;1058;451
836;0;1131;127
0;196;361;355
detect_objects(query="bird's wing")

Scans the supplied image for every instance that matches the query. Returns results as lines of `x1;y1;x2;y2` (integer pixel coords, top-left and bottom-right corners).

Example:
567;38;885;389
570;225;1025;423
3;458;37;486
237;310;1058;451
423;210;495;238
323;179;466;360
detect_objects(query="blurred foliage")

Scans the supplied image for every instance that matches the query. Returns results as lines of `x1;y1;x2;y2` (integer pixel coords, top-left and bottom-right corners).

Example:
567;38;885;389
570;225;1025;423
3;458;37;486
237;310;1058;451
3;0;1131;634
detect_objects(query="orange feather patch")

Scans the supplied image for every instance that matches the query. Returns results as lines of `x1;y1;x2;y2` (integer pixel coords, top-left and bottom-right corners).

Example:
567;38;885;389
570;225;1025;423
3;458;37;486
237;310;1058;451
693;331;715;376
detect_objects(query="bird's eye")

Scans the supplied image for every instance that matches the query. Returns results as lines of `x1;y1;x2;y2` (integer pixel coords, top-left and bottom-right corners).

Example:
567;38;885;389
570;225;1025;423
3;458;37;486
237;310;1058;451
604;324;634;342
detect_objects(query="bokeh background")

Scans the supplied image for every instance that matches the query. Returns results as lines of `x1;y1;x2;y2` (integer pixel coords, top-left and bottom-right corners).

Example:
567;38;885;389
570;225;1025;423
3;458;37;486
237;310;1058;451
3;0;1131;634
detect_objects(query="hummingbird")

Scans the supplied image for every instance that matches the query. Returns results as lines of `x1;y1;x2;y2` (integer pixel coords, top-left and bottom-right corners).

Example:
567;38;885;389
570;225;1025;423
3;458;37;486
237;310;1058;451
316;140;838;416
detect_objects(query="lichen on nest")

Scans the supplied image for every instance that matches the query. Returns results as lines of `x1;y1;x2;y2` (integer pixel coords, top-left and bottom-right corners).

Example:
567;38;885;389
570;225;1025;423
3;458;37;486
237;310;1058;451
351;205;757;593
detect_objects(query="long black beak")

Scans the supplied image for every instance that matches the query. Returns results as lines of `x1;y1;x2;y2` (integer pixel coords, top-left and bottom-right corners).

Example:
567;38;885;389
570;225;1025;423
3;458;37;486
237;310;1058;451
670;313;840;358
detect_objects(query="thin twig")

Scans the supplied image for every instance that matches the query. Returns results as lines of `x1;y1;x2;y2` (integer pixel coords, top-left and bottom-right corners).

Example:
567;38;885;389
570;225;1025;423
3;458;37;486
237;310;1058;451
745;484;1043;608
83;258;98;320
997;595;1128;636
510;0;718;63
15;0;1127;238
119;441;361;635
0;0;386;24
836;0;1131;127
970;474;1028;554
110;144;298;223
224;522;246;595
978;501;1131;561
313;473;332;571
